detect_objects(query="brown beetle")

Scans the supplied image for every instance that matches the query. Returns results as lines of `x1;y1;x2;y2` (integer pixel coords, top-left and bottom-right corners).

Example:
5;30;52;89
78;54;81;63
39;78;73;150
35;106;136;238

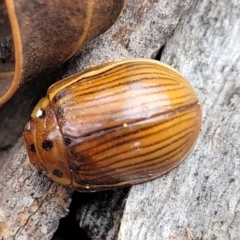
24;59;202;191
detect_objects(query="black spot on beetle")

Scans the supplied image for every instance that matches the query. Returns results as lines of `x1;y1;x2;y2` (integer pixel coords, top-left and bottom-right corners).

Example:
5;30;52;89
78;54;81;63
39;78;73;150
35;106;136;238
53;169;63;178
38;109;46;118
42;140;53;150
64;137;72;146
29;144;36;152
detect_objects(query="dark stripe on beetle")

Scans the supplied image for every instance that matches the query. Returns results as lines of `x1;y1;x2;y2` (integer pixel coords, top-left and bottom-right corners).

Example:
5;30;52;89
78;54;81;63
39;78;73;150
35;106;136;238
104;137;193;178
52;63;174;101
54;71;182;104
60;92;196;123
52;62;180;100
55;83;196;122
74;122;195;173
59;101;196;138
75;109;197;156
59;100;198;140
74;130;194;179
76;141;189;182
59;82;190;111
68;110;198;170
62;73;180;101
106;135;195;180
52;64;151;102
58;83;186;109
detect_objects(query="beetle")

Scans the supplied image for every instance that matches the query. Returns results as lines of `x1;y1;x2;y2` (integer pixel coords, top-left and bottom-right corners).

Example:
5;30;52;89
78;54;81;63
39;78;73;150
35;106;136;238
24;59;202;191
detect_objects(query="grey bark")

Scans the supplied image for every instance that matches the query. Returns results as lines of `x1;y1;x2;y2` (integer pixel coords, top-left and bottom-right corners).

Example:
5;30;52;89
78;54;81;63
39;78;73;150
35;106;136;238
1;0;239;239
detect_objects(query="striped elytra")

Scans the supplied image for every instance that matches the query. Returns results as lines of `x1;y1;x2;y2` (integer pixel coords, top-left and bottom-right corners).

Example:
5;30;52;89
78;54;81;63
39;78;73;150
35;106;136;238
23;59;202;192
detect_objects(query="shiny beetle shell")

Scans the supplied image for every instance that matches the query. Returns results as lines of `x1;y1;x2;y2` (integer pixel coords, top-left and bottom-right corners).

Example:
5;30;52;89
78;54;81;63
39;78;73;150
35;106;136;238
24;59;202;192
